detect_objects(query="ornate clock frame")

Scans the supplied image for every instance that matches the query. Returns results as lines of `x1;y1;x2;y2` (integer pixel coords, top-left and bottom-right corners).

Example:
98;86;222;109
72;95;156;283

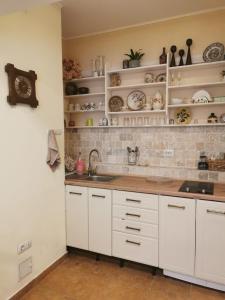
5;63;39;108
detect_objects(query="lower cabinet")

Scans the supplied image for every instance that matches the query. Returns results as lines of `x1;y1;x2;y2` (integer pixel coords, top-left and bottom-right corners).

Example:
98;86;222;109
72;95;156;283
195;200;225;285
66;185;89;250
66;185;112;255
112;190;159;266
89;188;112;256
159;196;195;276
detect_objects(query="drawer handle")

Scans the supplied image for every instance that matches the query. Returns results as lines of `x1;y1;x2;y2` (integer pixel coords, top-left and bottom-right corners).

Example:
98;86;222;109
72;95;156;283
126;226;141;232
126;240;141;246
125;213;141;218
69;192;82;196
168;204;185;210
126;198;141;203
92;194;106;198
207;209;225;216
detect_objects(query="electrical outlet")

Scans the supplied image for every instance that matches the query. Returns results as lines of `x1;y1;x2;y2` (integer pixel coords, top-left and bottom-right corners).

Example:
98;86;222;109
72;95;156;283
18;257;32;281
17;240;32;255
164;149;174;157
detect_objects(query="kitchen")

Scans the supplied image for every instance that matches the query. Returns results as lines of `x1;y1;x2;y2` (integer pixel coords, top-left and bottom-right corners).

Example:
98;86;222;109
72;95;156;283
1;1;225;299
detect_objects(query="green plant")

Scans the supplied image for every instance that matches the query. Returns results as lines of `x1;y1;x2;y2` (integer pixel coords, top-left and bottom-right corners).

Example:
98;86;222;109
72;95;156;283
124;49;145;60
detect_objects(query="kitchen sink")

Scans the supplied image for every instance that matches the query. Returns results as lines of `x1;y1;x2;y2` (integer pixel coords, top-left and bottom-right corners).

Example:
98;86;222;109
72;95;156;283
85;175;117;182
65;173;118;182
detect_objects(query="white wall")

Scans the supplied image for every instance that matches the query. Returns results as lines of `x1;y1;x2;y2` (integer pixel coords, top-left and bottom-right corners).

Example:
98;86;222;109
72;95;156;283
0;5;66;300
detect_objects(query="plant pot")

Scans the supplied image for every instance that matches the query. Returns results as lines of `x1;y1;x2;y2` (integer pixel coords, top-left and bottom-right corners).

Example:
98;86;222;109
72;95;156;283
129;60;140;68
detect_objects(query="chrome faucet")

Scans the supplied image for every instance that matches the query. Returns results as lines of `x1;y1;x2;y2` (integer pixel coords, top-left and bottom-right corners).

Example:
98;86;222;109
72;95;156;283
88;149;100;176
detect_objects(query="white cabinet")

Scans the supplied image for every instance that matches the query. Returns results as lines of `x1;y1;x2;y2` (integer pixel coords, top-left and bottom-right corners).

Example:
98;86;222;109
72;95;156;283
89;188;112;256
66;185;89;250
196;200;225;285
159;196;195;276
112;191;159;266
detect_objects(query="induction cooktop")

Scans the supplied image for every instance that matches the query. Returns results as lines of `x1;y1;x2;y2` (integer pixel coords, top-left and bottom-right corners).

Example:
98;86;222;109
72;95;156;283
179;181;214;195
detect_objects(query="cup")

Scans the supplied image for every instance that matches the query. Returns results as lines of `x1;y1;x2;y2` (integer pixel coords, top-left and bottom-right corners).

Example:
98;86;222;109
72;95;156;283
86;118;93;126
137;116;143;126
69;103;74;111
144;117;149;126
74;103;80;111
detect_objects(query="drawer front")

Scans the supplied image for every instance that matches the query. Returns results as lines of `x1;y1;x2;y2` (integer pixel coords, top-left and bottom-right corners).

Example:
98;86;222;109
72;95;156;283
113;205;158;224
113;218;158;238
113;231;158;266
113;190;158;210
89;187;112;199
66;185;87;196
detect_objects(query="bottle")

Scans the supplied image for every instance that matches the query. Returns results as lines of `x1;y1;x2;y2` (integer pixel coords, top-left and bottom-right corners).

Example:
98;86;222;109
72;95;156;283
159;47;167;64
198;152;208;170
76;152;85;175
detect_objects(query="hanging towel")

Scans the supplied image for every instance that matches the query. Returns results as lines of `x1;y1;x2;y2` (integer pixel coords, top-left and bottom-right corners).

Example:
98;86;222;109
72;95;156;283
46;130;61;171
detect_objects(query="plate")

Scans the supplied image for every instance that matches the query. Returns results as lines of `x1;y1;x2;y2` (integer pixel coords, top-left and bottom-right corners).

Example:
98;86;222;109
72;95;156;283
203;43;225;62
155;73;166;82
220;113;225;123
109;96;124;112
192;90;212;103
127;90;146;111
175;108;191;125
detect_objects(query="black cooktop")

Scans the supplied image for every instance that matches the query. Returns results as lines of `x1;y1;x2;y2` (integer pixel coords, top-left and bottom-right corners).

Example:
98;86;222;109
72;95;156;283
179;181;214;195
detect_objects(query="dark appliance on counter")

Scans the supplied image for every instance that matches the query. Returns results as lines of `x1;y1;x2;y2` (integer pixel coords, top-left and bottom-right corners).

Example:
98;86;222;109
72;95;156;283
179;181;214;195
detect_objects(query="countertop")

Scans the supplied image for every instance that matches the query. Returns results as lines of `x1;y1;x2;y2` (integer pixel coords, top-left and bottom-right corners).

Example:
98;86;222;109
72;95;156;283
65;175;225;203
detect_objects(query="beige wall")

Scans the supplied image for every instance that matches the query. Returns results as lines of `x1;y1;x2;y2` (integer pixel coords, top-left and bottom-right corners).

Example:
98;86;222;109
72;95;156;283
63;9;225;70
0;5;65;300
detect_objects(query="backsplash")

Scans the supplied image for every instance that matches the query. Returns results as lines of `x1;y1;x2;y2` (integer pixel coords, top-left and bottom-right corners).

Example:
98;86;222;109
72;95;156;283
65;127;225;182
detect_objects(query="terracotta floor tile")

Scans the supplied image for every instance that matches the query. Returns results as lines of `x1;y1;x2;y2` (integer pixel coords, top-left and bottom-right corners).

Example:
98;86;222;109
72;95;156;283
21;253;225;300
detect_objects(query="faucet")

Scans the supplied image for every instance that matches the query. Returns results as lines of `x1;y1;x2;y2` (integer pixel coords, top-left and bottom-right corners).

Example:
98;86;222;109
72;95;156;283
88;149;100;176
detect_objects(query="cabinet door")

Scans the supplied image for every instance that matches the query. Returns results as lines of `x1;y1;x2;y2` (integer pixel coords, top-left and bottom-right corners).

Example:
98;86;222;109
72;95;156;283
66;185;88;250
196;200;225;285
89;188;112;256
159;196;195;276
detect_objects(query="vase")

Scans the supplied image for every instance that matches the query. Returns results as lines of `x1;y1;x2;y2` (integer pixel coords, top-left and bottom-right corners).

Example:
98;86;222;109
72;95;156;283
129;60;140;68
159;47;167;64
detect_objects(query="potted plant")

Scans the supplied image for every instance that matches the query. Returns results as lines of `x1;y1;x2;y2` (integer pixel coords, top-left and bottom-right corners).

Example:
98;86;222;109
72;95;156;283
124;49;145;68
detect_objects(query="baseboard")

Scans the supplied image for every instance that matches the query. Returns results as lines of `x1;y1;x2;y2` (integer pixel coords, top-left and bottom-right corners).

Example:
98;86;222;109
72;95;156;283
9;252;68;300
164;270;225;292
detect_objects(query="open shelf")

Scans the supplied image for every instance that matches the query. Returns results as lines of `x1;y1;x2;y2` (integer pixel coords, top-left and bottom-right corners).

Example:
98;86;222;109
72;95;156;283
168;81;225;90
168;102;225;108
64;76;105;83
65;109;105;113
108;110;166;115
169;60;225;71
107;82;166;91
107;63;166;74
64;92;105;98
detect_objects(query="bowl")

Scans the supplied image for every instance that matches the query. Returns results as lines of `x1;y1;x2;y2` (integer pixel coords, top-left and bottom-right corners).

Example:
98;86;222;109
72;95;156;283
171;98;183;105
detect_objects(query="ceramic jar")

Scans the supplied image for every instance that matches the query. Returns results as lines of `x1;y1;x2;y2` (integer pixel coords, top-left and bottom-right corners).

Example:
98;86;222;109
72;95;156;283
152;91;163;110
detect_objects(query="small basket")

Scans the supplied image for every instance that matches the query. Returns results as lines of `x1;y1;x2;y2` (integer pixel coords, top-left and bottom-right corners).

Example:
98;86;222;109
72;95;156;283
208;159;225;172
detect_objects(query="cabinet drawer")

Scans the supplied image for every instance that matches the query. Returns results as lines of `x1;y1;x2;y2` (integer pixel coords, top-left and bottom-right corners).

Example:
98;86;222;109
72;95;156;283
113;231;158;266
113;205;158;224
113;218;158;238
66;185;87;196
89;187;112;199
113;190;158;210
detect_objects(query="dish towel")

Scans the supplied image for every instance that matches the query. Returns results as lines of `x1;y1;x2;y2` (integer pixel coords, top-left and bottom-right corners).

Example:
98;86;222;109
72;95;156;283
46;130;61;171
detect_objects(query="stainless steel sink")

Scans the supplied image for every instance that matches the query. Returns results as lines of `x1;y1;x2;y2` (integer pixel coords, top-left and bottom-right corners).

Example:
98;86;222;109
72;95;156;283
85;175;117;182
65;173;88;180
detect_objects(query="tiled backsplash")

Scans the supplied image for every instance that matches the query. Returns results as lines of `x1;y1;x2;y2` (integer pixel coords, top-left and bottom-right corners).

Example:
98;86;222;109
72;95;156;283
65;127;225;182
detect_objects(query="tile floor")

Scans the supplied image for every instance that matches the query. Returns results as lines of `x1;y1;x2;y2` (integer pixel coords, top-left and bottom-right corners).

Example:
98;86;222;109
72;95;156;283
21;252;225;300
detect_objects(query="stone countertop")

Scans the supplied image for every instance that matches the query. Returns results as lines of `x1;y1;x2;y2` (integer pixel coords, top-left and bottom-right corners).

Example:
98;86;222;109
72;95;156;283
65;175;225;203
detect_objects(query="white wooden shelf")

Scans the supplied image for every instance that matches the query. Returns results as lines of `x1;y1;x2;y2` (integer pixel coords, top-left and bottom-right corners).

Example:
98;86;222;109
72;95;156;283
66;123;225;129
65;109;105;114
169;60;225;71
64;92;105;98
108;110;166;115
107;82;166;91
168;102;225;108
168;81;225;90
107;63;166;74
64;76;105;83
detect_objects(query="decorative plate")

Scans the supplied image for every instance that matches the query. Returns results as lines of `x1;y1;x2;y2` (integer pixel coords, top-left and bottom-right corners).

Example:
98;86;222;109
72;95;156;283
127;90;146;111
155;73;166;82
192;90;212;103
175;108;191;125
109;96;124;112
220;113;225;123
203;43;225;62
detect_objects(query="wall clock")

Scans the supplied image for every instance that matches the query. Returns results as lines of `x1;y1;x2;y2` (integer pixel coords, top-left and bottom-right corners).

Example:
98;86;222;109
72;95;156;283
5;63;39;108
